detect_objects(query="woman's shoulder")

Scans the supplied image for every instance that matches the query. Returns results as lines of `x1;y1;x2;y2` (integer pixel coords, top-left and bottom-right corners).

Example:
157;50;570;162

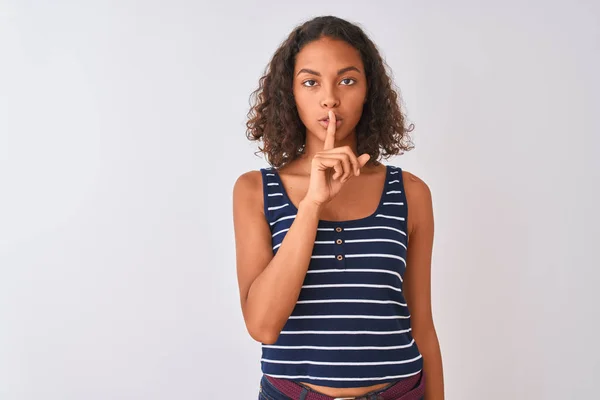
234;168;265;186
387;165;433;234
387;164;432;204
232;169;266;213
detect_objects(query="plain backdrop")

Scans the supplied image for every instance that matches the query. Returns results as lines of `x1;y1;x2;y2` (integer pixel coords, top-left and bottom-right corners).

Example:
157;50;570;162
1;1;599;399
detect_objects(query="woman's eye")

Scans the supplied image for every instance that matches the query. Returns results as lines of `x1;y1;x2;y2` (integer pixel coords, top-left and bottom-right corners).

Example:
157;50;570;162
302;78;355;87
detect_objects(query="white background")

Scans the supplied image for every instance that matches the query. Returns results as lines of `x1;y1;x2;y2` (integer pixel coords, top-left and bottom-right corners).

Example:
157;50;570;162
1;1;599;399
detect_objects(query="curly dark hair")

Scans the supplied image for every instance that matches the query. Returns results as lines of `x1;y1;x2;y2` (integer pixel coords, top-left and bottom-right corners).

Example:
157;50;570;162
246;15;415;168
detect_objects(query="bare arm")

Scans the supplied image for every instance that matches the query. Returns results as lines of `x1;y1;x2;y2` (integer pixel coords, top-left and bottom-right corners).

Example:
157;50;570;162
403;171;445;399
233;171;321;344
234;111;370;345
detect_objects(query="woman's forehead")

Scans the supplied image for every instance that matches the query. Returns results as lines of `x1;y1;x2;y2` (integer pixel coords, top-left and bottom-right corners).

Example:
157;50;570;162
295;41;364;75
297;38;361;61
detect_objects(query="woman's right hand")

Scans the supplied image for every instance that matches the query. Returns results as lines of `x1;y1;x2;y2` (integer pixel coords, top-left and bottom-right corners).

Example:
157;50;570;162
303;110;371;208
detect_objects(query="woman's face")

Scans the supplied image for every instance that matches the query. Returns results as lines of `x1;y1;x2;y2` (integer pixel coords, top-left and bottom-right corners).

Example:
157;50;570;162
293;36;367;144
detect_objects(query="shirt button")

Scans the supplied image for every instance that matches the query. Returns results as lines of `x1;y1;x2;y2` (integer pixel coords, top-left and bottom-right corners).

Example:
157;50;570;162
335;227;343;232
336;239;343;245
336;255;344;261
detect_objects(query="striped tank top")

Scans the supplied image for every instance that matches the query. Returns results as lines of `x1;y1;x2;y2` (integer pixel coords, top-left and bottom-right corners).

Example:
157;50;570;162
259;164;423;388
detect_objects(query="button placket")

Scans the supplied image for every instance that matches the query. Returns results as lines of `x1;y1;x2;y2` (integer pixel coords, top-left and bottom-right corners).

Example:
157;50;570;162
335;226;345;265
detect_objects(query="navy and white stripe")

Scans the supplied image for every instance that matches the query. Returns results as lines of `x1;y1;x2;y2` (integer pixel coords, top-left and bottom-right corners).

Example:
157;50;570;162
258;164;422;388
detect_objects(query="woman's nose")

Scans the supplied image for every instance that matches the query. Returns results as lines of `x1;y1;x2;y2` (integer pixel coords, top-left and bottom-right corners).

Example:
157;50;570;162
320;88;340;108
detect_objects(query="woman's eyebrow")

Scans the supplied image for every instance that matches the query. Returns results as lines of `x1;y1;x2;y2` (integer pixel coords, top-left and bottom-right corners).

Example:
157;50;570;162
296;66;361;77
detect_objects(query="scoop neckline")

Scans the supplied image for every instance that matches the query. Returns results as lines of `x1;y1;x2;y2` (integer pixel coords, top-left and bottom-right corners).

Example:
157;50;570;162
270;164;390;225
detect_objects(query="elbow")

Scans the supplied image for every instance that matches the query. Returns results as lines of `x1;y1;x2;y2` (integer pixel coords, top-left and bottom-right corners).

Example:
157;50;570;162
246;318;281;345
254;331;280;345
413;325;441;352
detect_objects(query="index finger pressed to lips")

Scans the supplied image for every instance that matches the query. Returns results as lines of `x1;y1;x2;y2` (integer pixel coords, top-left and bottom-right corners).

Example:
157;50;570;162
323;110;336;150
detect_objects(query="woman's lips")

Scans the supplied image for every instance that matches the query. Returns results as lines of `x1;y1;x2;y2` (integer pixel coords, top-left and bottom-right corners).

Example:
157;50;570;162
318;119;342;129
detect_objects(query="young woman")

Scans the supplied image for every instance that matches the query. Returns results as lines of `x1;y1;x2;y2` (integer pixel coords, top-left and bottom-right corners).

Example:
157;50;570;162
233;16;444;400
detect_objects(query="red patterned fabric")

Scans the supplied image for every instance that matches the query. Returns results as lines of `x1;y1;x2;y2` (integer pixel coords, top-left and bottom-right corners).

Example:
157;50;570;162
265;371;425;400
